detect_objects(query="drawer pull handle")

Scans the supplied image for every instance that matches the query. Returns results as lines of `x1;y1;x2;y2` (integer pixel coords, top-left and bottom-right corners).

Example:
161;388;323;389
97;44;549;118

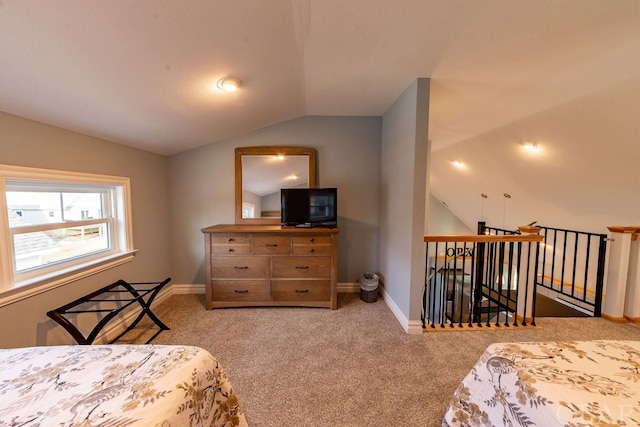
310;238;314;242
295;289;309;293
235;290;249;293
234;266;249;270
228;248;234;252
266;243;278;247
228;238;234;242
295;265;309;269
310;249;314;253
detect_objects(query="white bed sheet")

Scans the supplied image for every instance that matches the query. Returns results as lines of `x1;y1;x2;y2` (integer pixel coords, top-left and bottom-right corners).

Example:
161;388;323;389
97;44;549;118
0;344;247;426
444;340;640;426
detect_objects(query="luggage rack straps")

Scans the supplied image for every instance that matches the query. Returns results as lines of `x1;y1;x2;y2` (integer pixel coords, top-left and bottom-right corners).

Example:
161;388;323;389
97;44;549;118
46;277;171;345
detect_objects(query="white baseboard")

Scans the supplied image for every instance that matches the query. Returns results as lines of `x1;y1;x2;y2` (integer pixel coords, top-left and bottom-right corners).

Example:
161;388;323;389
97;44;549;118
377;286;423;335
171;283;205;294
338;282;360;293
406;320;424;334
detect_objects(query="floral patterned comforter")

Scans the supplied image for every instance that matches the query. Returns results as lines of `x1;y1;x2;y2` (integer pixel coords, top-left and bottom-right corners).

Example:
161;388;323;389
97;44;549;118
443;340;640;426
0;344;247;426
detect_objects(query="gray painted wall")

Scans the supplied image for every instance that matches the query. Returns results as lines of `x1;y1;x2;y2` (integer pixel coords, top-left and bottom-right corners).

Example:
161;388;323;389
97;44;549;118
0;112;171;348
379;79;430;323
168;116;382;285
428;194;473;235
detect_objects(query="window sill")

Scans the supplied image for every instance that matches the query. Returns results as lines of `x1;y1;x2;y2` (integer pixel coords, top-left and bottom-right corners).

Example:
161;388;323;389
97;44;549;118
0;250;137;308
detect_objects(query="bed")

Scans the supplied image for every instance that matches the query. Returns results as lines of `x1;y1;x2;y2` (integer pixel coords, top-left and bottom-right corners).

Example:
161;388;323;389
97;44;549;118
0;344;248;426
443;340;640;426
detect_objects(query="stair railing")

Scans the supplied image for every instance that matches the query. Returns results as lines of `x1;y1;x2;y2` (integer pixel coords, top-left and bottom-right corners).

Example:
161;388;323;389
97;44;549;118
479;221;607;317
422;232;543;329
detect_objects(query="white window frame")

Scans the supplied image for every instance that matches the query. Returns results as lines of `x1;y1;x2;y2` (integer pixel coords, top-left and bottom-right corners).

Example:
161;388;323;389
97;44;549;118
0;165;136;307
242;201;256;219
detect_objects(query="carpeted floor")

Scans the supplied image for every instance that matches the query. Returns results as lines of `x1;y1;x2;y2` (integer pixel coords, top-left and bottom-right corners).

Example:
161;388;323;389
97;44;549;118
124;293;640;427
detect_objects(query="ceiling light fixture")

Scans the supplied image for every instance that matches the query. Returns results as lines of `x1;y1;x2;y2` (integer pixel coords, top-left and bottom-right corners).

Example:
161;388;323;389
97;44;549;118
217;77;242;92
522;142;538;151
452;160;465;169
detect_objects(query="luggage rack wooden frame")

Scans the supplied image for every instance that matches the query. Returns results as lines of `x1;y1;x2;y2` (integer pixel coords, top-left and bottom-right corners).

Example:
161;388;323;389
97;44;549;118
47;277;171;345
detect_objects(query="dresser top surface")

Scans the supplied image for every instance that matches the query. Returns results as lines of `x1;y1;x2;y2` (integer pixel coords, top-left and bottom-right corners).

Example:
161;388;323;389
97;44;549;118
202;224;339;235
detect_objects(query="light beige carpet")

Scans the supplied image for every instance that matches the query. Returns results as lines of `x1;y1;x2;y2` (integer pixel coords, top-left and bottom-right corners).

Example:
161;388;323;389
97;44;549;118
124;293;640;427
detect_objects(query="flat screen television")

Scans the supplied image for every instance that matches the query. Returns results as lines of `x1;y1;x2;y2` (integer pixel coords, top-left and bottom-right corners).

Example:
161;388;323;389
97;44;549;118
281;187;337;227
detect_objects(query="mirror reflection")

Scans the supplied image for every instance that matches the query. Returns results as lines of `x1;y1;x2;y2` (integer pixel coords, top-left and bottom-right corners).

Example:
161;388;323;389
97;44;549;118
241;155;310;219
235;146;316;225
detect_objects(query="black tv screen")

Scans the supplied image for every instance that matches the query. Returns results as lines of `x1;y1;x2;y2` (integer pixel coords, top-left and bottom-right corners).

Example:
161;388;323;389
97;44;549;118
281;188;337;227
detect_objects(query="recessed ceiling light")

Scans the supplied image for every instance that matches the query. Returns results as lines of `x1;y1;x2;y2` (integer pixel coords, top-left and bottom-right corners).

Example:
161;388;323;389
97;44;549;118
452;160;465;169
217;77;242;92
522;142;538;151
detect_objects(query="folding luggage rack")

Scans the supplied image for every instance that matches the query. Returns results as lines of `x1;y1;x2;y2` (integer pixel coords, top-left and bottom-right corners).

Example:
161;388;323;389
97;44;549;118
47;277;171;345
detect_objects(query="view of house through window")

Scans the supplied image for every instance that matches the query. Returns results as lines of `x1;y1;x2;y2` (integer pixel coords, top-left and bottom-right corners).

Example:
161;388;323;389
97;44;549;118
7;190;111;272
0;165;135;304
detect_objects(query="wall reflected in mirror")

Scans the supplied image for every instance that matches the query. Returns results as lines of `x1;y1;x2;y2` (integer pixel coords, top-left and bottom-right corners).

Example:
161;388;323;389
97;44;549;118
241;155;310;219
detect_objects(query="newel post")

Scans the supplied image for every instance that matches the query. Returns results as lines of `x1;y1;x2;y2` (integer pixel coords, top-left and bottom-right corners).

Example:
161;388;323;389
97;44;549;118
623;227;640;322
603;226;634;322
516;225;541;324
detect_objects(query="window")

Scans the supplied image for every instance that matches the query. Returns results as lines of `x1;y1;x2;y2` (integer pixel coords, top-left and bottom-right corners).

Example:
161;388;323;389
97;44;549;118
242;202;255;219
0;165;135;306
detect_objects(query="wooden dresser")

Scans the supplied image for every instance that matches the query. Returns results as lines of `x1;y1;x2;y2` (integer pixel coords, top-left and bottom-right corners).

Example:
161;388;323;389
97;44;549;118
202;224;339;310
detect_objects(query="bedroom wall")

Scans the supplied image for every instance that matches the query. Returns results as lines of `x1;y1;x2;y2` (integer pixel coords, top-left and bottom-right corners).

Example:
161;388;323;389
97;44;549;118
428;194;473;235
379;78;430;331
0;112;171;348
167;116;382;287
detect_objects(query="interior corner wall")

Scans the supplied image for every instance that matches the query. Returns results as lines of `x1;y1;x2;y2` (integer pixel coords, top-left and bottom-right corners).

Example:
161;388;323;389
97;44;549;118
0;112;171;348
379;78;430;327
167;116;381;286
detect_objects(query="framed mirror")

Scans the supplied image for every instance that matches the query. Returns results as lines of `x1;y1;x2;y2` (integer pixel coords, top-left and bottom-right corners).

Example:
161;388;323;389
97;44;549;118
235;146;317;225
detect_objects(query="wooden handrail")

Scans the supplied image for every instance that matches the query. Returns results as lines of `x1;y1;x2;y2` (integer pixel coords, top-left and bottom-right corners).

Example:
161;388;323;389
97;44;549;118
424;234;543;243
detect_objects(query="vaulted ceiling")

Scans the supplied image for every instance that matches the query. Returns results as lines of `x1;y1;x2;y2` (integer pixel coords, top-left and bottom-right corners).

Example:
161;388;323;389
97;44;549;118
2;1;640;233
2;1;639;157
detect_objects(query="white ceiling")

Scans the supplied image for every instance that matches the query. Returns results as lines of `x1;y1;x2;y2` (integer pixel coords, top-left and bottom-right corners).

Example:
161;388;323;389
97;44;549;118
2;1;639;156
242;155;309;196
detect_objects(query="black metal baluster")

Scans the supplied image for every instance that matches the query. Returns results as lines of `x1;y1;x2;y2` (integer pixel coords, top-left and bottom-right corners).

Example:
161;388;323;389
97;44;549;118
559;230;568;297
594;234;607;317
513;241;522;327
468;241;476;327
429;242;440;328
571;232;579;300
550;229;558;291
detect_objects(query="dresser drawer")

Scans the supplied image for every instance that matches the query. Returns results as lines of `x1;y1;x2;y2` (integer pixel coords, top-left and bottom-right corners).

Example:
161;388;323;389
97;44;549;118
252;235;291;255
272;280;330;301
272;256;331;278
211;244;251;256
210;234;251;245
292;235;331;255
211;256;271;278
212;280;270;301
292;245;331;256
292;236;331;245
210;233;251;255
